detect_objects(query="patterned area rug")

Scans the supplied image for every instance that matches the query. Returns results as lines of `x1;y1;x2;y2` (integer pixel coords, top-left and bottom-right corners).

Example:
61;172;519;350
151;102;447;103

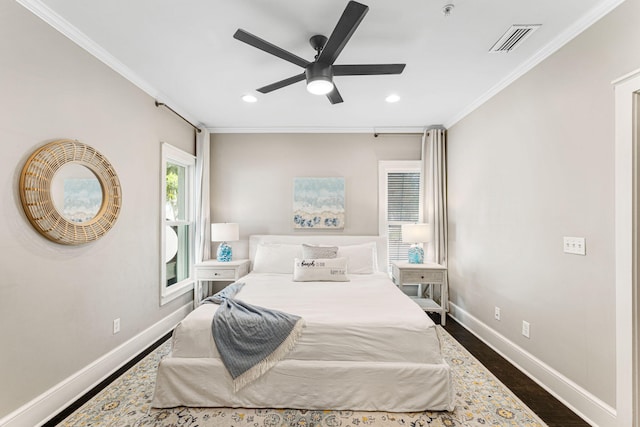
58;327;547;426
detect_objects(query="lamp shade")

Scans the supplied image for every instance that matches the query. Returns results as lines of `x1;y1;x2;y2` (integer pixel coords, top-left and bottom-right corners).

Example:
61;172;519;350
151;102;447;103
211;223;239;242
401;223;431;244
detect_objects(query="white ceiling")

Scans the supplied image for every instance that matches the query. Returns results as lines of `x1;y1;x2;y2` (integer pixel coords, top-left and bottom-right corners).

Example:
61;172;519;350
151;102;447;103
21;0;622;132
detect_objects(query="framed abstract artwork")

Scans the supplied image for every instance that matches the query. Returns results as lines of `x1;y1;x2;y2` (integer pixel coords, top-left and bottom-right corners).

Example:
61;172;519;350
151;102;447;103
293;177;345;229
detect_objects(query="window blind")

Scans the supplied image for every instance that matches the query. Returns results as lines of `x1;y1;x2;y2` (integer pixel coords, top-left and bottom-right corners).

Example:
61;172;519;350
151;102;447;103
387;172;421;268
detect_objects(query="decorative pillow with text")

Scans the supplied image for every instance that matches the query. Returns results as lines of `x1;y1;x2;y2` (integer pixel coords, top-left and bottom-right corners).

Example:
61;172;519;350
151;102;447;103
293;257;349;282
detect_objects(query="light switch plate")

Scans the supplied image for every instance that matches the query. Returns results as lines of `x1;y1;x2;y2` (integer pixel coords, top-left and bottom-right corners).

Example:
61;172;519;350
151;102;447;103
563;237;586;255
522;320;530;338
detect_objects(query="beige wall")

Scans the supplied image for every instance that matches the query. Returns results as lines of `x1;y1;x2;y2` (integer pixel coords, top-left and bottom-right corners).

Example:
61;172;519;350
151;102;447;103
447;0;640;409
0;1;194;418
210;133;422;256
4;0;636;421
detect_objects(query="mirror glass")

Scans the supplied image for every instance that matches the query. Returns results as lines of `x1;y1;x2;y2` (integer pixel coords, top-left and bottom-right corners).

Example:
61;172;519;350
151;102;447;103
51;163;103;223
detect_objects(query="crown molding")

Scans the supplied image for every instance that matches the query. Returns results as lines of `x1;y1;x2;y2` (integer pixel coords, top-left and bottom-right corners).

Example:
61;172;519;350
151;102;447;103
208;126;426;134
16;0;202;129
18;0;624;133
611;66;640;86
16;0;158;97
444;0;626;129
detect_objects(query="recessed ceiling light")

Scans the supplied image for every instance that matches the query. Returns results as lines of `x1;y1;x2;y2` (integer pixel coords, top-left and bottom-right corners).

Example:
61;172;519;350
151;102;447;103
242;94;257;103
385;94;400;103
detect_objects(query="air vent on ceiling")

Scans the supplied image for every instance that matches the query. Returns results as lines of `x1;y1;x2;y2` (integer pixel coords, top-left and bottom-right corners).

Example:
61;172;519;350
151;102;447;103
489;24;541;53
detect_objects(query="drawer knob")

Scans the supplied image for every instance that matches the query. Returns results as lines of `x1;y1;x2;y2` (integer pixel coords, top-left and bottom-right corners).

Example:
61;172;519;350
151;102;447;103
421;275;425;279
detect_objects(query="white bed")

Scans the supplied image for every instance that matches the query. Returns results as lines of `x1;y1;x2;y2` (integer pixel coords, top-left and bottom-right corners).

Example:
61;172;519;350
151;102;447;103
152;235;454;412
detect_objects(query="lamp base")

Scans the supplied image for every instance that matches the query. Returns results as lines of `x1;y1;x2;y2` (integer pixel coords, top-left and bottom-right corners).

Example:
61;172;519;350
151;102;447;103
408;244;424;264
216;242;232;262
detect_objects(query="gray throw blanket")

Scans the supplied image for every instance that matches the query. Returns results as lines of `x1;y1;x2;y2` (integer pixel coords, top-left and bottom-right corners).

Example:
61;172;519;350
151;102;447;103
202;282;305;392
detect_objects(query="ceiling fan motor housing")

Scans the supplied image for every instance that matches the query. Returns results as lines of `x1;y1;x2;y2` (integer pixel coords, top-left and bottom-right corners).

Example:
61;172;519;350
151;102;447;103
306;62;333;82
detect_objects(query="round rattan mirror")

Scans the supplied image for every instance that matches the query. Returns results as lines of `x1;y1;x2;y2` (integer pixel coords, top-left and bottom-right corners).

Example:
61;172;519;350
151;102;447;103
19;139;122;245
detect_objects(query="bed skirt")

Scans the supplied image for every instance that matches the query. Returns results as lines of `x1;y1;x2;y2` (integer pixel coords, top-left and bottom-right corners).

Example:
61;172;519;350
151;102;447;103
152;356;454;412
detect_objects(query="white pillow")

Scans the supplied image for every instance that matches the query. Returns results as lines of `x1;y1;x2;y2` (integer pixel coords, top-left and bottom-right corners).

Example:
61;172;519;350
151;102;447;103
302;243;338;259
252;243;302;273
337;242;378;274
293;257;349;282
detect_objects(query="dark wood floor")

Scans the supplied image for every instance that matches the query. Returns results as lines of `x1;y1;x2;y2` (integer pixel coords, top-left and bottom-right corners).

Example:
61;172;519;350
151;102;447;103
432;313;590;427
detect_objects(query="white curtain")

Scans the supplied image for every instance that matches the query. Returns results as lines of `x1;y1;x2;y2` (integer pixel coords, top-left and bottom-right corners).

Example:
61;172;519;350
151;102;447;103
422;127;447;266
194;128;211;264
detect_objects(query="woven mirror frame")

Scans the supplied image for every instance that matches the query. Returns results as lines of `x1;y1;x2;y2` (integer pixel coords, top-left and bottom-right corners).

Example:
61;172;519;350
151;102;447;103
19;139;122;245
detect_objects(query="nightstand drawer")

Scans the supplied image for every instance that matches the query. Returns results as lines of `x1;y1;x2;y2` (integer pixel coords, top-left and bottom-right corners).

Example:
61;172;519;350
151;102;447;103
197;268;236;280
402;270;444;283
194;259;250;308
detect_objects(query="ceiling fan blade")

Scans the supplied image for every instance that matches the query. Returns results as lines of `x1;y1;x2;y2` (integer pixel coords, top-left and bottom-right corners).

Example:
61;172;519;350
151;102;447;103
234;29;310;69
326;86;344;104
333;64;406;76
317;1;368;65
257;73;306;93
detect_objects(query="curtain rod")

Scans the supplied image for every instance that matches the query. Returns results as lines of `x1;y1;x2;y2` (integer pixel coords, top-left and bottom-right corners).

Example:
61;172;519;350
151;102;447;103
373;132;423;138
374;125;446;137
155;101;202;133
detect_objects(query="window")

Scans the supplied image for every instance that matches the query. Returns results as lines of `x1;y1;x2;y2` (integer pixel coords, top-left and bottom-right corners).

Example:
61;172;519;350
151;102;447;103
379;161;423;272
161;143;195;305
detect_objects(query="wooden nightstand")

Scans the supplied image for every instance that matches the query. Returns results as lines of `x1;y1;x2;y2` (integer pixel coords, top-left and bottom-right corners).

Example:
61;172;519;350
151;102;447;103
194;259;250;307
391;261;448;325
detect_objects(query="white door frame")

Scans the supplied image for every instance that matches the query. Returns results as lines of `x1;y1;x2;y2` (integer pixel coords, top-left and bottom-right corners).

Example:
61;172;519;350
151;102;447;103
614;68;640;427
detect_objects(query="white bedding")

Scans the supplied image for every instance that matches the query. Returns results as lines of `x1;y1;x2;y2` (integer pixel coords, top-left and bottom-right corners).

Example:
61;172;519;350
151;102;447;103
173;272;444;364
152;235;453;412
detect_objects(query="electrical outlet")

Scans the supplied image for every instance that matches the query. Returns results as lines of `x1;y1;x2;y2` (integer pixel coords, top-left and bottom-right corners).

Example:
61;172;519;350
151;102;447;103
494;306;501;321
113;318;120;334
563;237;586;255
522;320;530;338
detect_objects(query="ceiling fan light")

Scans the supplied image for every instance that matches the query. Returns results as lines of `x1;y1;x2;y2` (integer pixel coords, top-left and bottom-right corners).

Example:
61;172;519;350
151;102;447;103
385;94;401;103
307;78;334;95
242;94;258;103
305;62;334;95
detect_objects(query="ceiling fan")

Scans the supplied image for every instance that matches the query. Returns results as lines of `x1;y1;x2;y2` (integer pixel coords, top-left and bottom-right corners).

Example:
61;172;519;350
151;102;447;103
233;0;406;104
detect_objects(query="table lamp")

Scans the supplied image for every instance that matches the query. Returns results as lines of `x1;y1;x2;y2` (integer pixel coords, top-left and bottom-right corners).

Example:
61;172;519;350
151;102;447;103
401;223;431;264
211;223;239;262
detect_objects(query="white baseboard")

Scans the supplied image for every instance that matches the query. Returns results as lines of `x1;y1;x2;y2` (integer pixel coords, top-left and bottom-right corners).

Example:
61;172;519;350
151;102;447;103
448;302;616;427
0;303;192;427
